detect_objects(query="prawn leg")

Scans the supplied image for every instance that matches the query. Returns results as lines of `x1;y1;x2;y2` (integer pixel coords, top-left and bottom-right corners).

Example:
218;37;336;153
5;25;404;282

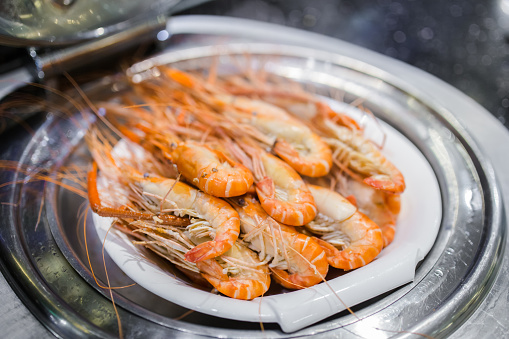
139;177;240;263
87;162;190;226
271;232;329;289
231;195;329;290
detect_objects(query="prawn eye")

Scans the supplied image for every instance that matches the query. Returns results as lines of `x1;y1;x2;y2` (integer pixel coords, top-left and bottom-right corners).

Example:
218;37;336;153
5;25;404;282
237;197;246;206
143;172;150;178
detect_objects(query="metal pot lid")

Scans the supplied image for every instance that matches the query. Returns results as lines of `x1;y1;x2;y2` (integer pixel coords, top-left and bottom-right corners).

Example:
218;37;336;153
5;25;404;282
0;16;506;338
0;0;182;46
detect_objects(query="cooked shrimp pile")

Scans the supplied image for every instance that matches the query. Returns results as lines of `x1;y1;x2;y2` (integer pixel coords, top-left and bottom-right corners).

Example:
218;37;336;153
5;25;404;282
86;65;406;300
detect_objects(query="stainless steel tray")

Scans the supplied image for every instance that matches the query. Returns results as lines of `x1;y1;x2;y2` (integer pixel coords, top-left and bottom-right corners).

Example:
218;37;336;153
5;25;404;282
0;19;505;338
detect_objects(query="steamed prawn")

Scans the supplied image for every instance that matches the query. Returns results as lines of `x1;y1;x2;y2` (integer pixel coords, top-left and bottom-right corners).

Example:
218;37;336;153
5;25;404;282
86;131;240;263
153;67;333;178
115;219;270;300
305;185;383;270
139;125;254;198
344;178;401;248
217;72;405;193
197;242;271;300
226;140;317;226
101;102;254;198
314;104;406;194
231;194;329;289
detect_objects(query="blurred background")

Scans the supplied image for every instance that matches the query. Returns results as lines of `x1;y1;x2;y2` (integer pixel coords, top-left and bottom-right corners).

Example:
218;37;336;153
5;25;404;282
1;0;508;129
180;0;509;129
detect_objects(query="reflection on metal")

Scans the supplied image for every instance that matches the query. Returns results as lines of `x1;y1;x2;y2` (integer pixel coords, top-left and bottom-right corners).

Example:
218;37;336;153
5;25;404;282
0;40;504;338
52;0;76;7
27;14;166;78
0;0;180;46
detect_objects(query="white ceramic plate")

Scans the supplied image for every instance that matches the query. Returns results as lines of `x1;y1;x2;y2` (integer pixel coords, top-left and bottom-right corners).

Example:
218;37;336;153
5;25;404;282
93;103;441;333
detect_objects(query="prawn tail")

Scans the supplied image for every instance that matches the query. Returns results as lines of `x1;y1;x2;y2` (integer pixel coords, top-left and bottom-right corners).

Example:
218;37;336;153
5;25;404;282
312;237;355;270
270;268;304;290
256;176;274;197
273;138;332;178
272;139;299;165
363;174;405;193
185;235;237;263
316;102;363;131
270;258;327;290
345;195;357;207
386;193;402;214
201;271;269;300
185;241;223;263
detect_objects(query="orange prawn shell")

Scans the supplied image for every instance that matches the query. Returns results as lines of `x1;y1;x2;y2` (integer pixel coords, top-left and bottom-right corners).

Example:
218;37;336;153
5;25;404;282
306;185;384;270
346;180;401;248
313;212;383;270
138;176;241;263
255;152;317;226
196;246;271;300
172;142;254;198
272;132;333;178
232;195;328;290
270;232;329;289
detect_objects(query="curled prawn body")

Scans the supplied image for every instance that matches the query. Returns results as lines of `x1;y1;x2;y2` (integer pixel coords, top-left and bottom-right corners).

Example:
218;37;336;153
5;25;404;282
118;219;270;299
197;242;271;300
231;195;329;289
270;230;330;290
130;123;254;198
139;176;240;263
239;111;333;178
254;150;317;226
315;106;405;194
306;185;383;270
171;141;254;198
345;179;401;248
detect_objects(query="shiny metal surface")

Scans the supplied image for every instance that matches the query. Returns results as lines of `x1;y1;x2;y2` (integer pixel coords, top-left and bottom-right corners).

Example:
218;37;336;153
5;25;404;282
28;16;166;79
0;16;507;338
1;39;505;339
0;0;180;46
